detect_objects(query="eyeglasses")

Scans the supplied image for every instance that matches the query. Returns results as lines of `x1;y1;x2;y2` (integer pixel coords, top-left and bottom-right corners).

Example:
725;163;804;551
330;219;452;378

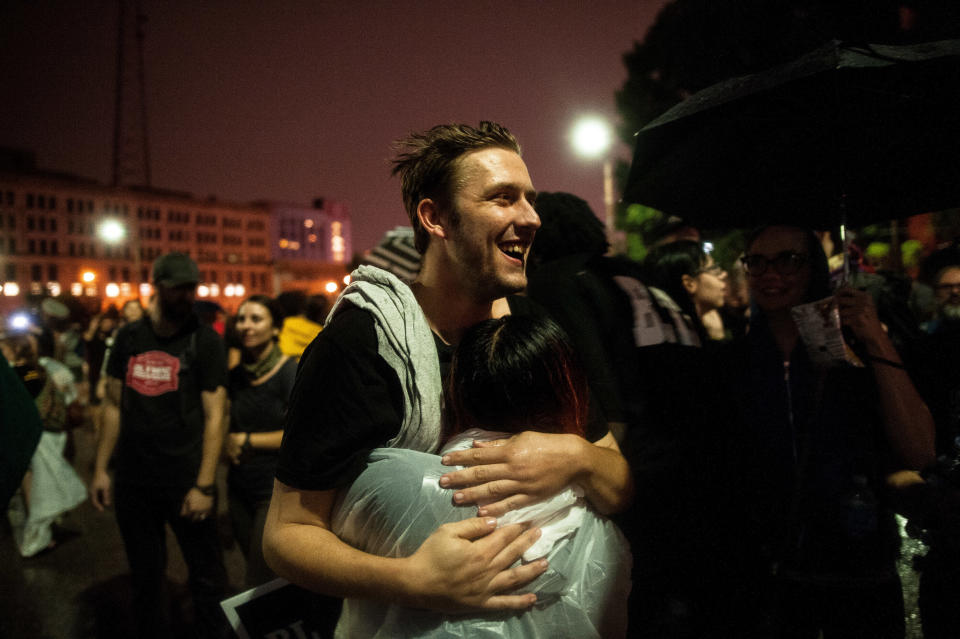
740;251;808;276
936;283;960;294
696;264;725;277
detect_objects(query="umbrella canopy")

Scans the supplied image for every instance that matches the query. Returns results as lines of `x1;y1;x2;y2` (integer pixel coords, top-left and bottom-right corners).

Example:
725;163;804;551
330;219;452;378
623;39;960;231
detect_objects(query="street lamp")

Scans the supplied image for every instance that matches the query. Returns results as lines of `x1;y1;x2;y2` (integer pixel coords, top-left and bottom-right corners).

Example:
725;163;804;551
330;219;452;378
98;217;142;296
570;117;616;240
99;219;126;243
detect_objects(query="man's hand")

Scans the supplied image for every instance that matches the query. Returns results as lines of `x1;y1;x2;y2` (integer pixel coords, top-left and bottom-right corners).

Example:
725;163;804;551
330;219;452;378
400;516;547;611
89;468;112;512
180;488;214;522
439;431;585;517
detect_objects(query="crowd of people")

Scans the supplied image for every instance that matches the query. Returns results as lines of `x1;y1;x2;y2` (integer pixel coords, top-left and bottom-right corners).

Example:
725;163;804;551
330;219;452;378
2;120;959;639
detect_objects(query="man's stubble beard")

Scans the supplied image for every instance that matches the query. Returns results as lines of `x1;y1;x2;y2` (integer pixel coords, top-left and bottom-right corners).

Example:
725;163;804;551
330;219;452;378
447;212;525;305
160;298;194;326
940;302;960;323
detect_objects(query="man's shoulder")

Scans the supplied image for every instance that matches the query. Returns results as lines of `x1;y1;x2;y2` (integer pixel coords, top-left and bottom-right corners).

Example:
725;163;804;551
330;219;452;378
297;306;383;379
192;322;224;347
310;305;378;350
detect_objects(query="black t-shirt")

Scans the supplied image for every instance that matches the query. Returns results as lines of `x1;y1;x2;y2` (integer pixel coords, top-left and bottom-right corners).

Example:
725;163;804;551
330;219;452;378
228;356;298;501
277;297;608;492
107;315;227;487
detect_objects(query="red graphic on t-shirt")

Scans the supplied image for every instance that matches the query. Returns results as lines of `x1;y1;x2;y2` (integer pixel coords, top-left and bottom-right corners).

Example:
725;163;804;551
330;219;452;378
127;350;181;396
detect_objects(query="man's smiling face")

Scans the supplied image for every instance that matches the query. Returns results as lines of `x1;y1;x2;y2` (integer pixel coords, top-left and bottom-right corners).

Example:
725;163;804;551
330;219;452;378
444;147;540;303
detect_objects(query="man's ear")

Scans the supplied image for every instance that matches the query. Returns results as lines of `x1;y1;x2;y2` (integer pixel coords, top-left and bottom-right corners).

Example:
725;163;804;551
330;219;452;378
681;273;697;294
417;199;448;241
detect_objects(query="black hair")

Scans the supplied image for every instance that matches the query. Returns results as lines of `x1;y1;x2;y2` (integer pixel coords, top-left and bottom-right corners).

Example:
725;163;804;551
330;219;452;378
643;240;709;341
528;191;608;269
304;294;330;325
237;295;282;330
274;291;307;319
447;315;587;438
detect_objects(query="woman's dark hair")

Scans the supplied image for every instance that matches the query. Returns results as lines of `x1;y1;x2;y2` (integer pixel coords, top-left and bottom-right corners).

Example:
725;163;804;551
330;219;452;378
643;240;709;341
528;191;609;270
745;225;831;303
446;315;587;438
237;295;282;331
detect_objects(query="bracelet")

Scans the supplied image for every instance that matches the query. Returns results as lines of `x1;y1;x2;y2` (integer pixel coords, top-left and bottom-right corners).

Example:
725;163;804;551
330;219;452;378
194;484;216;496
241;431;252;452
865;354;906;370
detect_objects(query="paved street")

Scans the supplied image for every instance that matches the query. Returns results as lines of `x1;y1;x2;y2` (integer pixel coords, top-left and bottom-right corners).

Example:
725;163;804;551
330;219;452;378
1;423;247;639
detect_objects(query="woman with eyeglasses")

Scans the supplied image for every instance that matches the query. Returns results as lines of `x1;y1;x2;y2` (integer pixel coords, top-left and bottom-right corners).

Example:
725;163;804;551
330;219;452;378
723;225;935;638
644;240;728;342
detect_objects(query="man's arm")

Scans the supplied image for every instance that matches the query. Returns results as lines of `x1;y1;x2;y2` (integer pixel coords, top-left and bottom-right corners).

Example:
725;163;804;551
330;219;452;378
89;376;122;511
181;386;226;520
440;430;634;516
262;479;547;611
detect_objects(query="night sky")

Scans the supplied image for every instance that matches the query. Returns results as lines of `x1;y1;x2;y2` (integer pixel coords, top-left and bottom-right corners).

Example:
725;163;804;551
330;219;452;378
1;1;668;253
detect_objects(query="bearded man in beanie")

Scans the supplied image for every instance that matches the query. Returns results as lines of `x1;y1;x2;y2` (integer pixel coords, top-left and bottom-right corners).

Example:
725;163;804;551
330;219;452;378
90;252;229;638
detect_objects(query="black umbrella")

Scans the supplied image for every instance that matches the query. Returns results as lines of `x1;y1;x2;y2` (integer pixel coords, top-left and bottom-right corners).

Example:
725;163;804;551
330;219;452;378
623;39;960;231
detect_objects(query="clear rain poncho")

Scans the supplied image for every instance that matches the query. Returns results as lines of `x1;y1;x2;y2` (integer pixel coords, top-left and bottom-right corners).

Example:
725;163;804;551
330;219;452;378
331;433;631;639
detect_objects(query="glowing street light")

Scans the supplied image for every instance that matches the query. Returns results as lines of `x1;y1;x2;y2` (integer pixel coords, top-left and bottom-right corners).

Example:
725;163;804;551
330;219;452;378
570;116;616;240
82;271;96;283
98;219;127;243
98;217;143;288
571;117;612;158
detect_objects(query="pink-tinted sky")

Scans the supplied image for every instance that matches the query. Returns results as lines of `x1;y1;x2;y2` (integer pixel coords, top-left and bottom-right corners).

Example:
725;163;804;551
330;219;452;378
1;1;668;253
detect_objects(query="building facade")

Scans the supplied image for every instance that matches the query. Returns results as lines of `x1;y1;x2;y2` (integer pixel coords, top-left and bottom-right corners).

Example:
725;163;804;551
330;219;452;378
0;163;350;316
268;198;353;296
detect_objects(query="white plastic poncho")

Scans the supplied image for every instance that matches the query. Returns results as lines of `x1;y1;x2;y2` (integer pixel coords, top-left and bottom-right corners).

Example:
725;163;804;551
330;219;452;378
331;434;632;639
7;357;87;557
7;431;88;557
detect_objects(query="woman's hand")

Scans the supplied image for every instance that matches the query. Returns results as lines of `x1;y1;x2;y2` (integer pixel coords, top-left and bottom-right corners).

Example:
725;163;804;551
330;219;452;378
224;431;247;465
835;286;887;348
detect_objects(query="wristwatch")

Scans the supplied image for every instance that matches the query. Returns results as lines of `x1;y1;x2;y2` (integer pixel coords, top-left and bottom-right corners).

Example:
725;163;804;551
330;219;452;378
194;483;216;496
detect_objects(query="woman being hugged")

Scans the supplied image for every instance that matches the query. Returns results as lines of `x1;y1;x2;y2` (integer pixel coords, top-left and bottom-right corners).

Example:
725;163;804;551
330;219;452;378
225;295;297;586
331;314;631;638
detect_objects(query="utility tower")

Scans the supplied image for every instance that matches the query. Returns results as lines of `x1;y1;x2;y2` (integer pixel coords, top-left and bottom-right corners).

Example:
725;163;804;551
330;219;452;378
112;0;151;187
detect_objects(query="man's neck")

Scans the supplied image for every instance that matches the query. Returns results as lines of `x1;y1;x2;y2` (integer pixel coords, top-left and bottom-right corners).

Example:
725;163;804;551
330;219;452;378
148;304;187;338
411;266;511;346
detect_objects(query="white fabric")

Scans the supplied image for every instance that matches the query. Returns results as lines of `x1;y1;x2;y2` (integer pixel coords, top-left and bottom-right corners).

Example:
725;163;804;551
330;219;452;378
38;356;78;405
441;429;586;562
326;265;442;454
331;447;631;639
7;431;87;557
